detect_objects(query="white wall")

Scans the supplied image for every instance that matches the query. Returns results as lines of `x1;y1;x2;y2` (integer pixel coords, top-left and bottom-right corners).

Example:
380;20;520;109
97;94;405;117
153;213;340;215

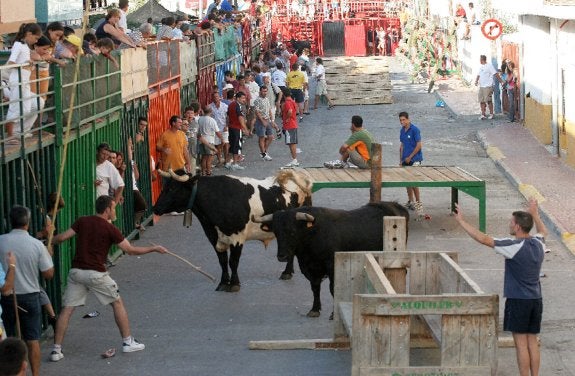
521;15;552;104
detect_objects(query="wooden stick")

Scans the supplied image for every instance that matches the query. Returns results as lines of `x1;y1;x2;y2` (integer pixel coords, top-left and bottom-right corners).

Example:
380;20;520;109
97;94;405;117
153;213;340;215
12;294;21;340
150;242;216;282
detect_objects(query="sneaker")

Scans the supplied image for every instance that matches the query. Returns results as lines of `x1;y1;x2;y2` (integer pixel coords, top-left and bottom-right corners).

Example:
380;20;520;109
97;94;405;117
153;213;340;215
263;153;272;161
260;152;266;159
479;115;486;120
296;148;302;154
231;164;245;170
413;201;424;212
403;201;415;210
487;114;494;120
285;160;300;167
224;162;232;169
170;211;184;216
123;338;145;353
299;116;303;121
50;350;64;362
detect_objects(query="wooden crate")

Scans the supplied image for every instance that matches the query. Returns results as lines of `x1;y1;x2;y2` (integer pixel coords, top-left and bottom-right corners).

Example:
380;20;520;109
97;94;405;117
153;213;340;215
334;250;499;376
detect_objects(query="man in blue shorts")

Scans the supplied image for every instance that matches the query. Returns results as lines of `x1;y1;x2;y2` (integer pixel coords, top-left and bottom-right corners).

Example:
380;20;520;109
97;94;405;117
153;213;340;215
399;111;423;212
454;198;546;376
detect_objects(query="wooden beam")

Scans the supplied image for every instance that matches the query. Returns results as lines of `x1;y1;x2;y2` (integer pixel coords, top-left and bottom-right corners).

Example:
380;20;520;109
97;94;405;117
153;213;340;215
364;253;396;294
369;143;382;203
249;338;350;350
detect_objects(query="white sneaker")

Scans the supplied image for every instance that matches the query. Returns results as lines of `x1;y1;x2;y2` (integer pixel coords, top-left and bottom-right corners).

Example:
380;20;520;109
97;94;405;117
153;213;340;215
285;160;300;167
479;115;486;120
487;114;494;119
123;338;145;353
263;153;272;161
50;350;64;362
231;164;245;170
170;211;184;216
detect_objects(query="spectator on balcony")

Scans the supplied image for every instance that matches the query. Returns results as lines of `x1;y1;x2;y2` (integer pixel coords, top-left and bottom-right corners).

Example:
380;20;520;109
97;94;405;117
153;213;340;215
180;23;194;41
172;16;187;40
118;0;129;32
122;22;153;49
157;17;176;40
56;34;83;60
96;9;139;48
97;38;119;68
3;23;43;143
30;36;53;102
195;13;216;35
82;33;99;55
206;0;221;17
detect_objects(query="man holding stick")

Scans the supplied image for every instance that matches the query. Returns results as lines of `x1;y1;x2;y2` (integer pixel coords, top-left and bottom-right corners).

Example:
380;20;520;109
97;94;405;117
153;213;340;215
49;195;168;362
0;206;54;376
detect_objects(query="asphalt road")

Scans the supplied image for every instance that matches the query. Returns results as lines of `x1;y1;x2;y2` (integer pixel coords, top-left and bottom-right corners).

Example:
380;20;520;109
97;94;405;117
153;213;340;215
40;57;575;376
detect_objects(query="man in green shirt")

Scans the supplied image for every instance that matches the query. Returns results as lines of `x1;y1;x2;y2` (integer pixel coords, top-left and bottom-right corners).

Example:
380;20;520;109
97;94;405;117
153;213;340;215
325;115;374;169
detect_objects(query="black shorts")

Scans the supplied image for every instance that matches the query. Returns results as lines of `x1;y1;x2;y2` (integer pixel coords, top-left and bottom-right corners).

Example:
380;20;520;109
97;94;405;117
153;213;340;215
1;292;42;340
228;128;241;155
503;298;543;334
290;89;304;104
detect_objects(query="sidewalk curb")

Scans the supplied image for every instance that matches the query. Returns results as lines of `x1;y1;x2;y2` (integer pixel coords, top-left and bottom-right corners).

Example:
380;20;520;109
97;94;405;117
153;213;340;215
477;130;575;256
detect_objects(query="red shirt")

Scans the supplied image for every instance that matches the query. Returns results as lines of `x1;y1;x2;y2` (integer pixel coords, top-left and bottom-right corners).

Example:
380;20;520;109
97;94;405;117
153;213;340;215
227;101;245;130
71;216;124;272
282;97;298;130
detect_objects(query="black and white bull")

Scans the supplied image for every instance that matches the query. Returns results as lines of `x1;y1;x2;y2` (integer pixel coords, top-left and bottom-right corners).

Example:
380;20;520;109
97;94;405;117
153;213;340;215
255;202;409;317
152;169;313;292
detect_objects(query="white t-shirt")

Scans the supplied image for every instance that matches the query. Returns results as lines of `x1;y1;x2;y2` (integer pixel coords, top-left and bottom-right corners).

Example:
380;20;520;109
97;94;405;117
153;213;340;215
209;101;228;130
477;63;497;88
315;64;326;80
198;115;219;144
96;160;125;198
8;41;31;65
119;9;128;32
272;69;287;87
248;81;260;106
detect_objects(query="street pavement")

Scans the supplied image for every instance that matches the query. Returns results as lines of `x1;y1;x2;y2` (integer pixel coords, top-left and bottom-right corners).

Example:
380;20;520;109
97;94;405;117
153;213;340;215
39;57;575;376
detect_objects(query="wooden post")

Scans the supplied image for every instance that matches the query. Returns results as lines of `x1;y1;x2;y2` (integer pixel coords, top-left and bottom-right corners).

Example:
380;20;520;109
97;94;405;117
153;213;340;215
383;216;407;294
370;143;382;203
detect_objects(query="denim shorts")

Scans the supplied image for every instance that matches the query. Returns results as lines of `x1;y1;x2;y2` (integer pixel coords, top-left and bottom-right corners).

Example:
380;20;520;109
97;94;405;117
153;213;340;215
1;292;42;340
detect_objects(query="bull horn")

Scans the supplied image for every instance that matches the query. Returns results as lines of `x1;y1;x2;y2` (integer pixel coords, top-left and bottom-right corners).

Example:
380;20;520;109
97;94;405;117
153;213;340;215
157;169;171;178
169;169;190;182
295;212;314;222
252;214;274;223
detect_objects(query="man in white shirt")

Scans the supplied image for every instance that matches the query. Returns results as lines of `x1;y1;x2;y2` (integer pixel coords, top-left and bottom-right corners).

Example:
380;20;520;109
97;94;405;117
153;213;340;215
118;0;129;32
474;55;504;120
95;143;125;203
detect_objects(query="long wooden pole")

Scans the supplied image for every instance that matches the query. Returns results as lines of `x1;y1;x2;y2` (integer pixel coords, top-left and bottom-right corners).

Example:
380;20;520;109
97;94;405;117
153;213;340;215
369;143;382;203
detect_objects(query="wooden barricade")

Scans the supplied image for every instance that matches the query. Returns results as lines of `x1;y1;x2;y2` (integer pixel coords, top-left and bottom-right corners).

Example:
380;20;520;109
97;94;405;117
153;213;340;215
334;248;499;376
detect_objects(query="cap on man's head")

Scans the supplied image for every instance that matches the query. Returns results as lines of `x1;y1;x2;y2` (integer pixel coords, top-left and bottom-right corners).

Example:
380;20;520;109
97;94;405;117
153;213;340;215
223;83;234;90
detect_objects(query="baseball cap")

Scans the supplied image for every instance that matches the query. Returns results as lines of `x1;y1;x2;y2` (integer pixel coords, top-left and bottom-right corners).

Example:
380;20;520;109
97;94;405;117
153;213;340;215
223;83;234;90
262;72;271;78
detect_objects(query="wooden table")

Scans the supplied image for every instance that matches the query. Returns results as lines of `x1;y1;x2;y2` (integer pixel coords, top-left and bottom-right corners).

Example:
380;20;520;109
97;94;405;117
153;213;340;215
305;166;487;232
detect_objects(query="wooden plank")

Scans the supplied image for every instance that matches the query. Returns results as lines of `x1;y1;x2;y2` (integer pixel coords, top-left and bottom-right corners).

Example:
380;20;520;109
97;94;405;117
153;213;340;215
421;314;442;344
364;254;396;294
478;314;499;373
248;338;350;350
389;315;410;366
339;302;354;338
383;216;407;252
359;366;491;376
439;252;485;294
334;252;353;339
417;166;455;182
408;252;427;294
332;96;393;106
460;315;481;367
357;294;499;316
333;82;393;90
439;253;462;294
441;314;462;366
370;143;382;203
425;252;441;294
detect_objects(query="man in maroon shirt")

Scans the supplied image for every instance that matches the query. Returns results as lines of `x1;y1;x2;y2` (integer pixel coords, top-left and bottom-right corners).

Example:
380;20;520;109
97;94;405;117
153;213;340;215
49;195;167;362
225;92;250;170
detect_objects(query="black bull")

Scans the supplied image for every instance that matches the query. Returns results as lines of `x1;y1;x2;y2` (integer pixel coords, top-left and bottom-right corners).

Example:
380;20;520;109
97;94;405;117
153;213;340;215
256;202;409;317
152;169;313;292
